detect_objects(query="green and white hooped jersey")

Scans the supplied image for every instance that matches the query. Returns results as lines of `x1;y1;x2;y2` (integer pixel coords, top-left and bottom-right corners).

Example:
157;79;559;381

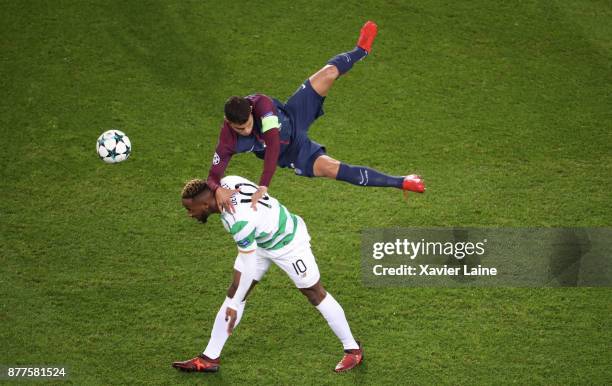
220;176;304;253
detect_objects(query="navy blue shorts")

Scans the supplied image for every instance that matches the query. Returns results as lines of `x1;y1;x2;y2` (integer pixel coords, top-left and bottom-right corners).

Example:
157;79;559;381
278;80;327;177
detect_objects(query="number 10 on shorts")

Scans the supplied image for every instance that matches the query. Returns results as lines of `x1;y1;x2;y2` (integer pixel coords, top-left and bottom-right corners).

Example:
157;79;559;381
292;259;307;276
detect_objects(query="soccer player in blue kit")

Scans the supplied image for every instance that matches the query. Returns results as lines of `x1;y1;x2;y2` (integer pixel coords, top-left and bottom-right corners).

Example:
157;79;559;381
207;21;426;212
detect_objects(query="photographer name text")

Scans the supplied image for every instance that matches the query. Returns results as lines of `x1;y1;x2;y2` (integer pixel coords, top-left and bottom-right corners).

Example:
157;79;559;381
372;264;497;276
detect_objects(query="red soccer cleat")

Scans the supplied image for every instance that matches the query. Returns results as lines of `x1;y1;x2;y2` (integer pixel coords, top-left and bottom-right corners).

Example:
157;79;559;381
402;174;425;194
334;342;364;373
357;21;378;53
172;354;220;373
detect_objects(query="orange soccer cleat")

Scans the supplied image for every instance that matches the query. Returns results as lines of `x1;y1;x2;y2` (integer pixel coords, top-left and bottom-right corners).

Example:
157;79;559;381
403;174;426;193
334;342;364;373
172;354;220;373
357;21;378;53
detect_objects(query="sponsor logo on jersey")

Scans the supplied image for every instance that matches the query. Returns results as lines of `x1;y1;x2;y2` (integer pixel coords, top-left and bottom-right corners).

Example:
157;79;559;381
213;152;220;165
237;239;250;248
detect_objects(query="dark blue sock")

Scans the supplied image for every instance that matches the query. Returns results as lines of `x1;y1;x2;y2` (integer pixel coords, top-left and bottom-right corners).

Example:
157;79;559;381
336;163;404;188
327;47;368;75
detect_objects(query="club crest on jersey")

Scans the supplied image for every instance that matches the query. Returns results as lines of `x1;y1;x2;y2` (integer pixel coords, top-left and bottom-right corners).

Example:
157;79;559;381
213;152;220;165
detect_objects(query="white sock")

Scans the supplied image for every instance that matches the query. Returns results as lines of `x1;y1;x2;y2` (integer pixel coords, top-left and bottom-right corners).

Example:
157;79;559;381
202;296;246;359
315;292;359;350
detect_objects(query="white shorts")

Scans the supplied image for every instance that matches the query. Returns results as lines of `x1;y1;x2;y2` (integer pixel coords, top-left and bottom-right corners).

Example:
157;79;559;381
233;217;321;289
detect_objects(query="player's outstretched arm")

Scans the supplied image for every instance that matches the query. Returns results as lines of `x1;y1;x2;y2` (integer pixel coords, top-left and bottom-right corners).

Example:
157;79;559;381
251;128;279;210
207;144;237;212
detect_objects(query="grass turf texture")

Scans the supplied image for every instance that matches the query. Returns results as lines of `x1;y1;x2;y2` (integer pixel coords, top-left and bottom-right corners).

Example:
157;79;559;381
1;0;611;384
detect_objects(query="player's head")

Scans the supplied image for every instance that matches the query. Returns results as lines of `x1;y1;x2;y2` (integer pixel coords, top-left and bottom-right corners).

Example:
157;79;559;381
181;179;217;223
224;96;254;136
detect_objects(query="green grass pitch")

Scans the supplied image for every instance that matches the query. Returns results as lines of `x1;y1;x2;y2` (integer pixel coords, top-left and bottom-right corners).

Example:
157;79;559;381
1;0;611;384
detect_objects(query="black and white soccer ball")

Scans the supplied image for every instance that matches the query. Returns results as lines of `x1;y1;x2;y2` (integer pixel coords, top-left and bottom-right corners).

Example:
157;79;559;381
96;129;131;163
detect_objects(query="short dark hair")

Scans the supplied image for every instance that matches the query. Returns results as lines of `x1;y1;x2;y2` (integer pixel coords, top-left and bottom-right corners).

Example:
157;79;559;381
181;179;210;199
224;96;251;124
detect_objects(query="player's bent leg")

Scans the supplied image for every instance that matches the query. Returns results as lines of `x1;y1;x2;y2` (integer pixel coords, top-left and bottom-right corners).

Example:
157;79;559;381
301;281;361;366
202;271;258;359
302;283;362;372
309;65;340;97
308;21;378;97
172;292;234;372
309;286;359;351
273;237;362;372
172;270;262;372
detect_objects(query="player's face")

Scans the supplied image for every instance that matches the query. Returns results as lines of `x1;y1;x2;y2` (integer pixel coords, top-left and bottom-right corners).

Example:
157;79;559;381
228;114;254;136
182;197;210;224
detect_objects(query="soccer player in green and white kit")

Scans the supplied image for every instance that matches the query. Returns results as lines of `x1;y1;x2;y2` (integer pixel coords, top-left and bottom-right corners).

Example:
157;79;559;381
172;175;363;373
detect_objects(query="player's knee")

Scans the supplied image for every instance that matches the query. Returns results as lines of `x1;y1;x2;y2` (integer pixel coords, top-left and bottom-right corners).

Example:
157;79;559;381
321;65;340;80
301;282;327;306
301;289;319;305
314;156;340;178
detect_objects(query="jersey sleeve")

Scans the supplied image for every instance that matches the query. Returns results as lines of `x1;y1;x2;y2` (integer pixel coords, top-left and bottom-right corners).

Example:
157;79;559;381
206;126;236;192
250;95;280;187
252;95;280;134
260;128;280;187
221;213;257;253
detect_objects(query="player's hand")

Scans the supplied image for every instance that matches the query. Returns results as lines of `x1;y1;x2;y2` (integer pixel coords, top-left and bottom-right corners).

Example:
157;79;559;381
250;186;268;211
225;307;238;335
215;187;237;213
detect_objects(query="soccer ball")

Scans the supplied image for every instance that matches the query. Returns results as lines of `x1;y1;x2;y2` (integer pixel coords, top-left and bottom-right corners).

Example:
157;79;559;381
96;129;131;163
